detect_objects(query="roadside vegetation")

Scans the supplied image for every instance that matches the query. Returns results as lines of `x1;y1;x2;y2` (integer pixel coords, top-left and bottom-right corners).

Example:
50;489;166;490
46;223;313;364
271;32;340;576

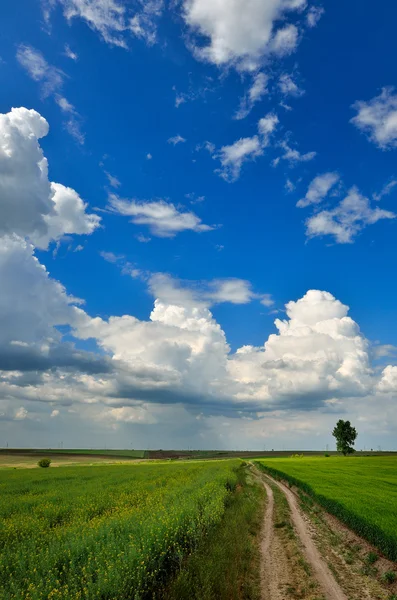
162;463;264;600
256;456;397;561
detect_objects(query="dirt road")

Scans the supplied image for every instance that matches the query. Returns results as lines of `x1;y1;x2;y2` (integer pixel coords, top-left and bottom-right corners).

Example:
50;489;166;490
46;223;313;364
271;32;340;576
257;468;348;600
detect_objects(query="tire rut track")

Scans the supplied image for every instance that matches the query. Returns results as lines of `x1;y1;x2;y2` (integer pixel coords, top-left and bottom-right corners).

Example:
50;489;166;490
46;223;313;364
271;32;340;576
260;470;348;600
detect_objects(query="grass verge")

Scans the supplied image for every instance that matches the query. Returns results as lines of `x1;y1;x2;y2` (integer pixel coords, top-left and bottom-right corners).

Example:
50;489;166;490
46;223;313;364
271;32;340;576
160;463;265;600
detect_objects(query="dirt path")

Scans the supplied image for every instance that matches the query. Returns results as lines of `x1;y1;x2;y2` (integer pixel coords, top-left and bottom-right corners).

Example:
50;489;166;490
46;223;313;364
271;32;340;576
259;479;284;600
267;474;348;600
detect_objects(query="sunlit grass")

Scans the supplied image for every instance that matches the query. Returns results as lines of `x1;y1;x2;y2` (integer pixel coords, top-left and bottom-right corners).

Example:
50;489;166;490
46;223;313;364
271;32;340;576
256;456;397;560
0;460;240;599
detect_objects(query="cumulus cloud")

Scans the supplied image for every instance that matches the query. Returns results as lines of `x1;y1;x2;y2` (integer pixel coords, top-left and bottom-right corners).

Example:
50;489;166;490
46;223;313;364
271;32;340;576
297;172;339;207
0;107;100;249
0;235;111;375
270;24;299;56
213;113;278;181
215;136;263;182
182;0;306;70
44;0;164;47
235;72;269;120
2;242;397;445
305;186;395;243
108;195;214;237
351;87;397;149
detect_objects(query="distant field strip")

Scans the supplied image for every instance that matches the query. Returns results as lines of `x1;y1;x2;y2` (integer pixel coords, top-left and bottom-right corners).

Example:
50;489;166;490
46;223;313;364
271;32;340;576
256;457;397;561
0;460;240;599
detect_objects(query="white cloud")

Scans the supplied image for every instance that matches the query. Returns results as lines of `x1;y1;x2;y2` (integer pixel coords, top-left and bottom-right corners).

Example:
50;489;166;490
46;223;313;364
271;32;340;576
235;72;268;120
64;44;78;60
55;96;75;113
0;107;99;249
273;140;316;165
285;178;295;192
16;45;64;97
278;73;304;97
108;195;214;237
306;6;324;27
215;136;263;182
2;243;397;446
136;234;151;243
100;251;124;263
50;409;60;418
17;45;84;144
373;180;397;201
148;273;273;308
305;186;395;243
214;112;278;181
270;24;299;56
168;134;186;145
182;0;306;70
146;153;152;160
15;407;28;420
105;171;121;188
45;0;164;48
351;87;397;149
297;172;339;207
258;113;279;145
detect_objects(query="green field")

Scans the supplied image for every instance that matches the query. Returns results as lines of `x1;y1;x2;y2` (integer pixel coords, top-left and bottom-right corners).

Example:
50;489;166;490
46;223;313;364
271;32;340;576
0;459;252;600
256;456;397;560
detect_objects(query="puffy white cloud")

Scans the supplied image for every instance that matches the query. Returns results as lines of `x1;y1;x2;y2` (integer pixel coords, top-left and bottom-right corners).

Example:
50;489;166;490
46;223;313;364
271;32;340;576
215;136;263;182
2;244;397;446
0;107;100;249
214;113;278;181
168;134;186;145
305;186;395;243
234;72;269;120
108;195;214;237
15;407;28;420
278;73;304;97
351;87;397;149
270;24;299;56
182;0;306;70
297;172;339;207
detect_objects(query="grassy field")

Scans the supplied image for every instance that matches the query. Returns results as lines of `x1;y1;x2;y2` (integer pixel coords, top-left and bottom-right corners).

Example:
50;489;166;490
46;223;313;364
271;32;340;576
256;456;397;560
0;459;256;600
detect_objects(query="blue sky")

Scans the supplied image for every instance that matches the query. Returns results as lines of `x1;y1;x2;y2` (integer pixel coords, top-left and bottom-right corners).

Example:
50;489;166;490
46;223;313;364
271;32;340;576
1;0;397;450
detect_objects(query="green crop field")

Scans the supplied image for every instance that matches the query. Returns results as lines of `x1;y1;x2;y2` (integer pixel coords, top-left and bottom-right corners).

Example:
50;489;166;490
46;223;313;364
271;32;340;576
0;460;245;600
256;456;397;560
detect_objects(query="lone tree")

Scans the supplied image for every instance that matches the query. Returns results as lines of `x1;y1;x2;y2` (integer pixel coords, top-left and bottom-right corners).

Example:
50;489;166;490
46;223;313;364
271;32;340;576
332;420;357;455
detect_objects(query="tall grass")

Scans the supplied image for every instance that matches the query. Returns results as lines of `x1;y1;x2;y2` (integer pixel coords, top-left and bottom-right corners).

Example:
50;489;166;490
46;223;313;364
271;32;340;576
162;465;264;600
256;457;397;561
0;460;240;599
